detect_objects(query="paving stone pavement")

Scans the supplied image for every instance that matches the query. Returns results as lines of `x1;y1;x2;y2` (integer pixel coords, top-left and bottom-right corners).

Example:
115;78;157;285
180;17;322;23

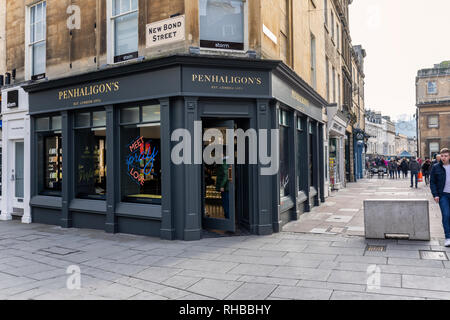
0;178;449;300
283;177;444;239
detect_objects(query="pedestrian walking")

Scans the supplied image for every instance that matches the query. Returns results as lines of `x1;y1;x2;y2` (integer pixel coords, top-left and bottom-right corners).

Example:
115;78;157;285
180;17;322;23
401;158;409;178
430;148;450;246
388;159;397;179
409;157;420;188
422;158;432;186
396;159;402;179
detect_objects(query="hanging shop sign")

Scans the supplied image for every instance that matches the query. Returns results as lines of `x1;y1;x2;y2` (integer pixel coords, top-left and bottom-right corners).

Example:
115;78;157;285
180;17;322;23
146;15;185;49
7;90;19;108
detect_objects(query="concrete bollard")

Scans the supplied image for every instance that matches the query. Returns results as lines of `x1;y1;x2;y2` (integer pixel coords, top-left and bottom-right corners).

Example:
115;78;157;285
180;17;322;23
364;199;430;241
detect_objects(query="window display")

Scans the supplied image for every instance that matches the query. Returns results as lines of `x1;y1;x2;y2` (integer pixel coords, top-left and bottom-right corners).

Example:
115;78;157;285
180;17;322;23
120;105;161;204
74;111;107;200
37;115;63;196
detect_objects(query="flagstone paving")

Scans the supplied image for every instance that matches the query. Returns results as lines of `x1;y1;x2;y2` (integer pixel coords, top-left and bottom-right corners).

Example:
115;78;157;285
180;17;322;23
283;177;444;239
0;177;448;300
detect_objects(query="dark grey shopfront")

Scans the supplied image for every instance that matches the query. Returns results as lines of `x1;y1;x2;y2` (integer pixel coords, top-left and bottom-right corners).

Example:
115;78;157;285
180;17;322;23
23;56;326;241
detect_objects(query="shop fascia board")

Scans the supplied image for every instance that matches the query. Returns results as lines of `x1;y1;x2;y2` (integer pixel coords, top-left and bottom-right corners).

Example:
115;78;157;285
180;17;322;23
22;55;281;94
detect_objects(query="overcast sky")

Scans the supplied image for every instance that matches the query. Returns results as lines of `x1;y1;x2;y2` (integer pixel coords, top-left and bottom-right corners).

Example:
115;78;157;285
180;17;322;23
349;0;450;121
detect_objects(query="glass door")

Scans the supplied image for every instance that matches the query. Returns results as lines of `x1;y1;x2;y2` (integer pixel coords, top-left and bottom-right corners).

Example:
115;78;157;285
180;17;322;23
14;141;25;200
202;120;236;233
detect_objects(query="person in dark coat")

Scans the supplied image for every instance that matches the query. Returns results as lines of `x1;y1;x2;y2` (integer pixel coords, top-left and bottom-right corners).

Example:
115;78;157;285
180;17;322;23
409;157;421;188
401;158;409;178
421;158;432;186
430;148;450;246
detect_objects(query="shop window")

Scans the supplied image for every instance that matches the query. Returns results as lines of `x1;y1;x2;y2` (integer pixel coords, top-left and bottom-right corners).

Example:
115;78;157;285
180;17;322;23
297;116;304;192
36;115;62;196
279;109;290;198
309;122;315;187
120;104;161;204
74;111;107;200
429;142;440;158
27;1;46;79
199;0;245;50
110;0;139;63
428;115;439;128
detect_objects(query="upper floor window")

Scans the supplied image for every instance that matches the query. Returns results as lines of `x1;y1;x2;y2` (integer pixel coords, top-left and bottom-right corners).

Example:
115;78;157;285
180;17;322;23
310;33;316;89
324;0;328;26
427;81;437;94
428;115;439;128
110;0;139;63
331;11;335;43
199;0;245;50
28;1;46;79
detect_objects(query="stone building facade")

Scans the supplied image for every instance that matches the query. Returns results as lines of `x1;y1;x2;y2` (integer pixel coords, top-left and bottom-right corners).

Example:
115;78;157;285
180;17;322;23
351;44;366;180
416;61;450;159
0;0;5;78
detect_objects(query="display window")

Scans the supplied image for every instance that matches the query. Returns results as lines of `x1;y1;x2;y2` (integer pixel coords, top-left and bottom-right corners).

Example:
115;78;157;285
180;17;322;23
279;109;290;198
36;115;63;196
120;104;161;204
74;111;107;200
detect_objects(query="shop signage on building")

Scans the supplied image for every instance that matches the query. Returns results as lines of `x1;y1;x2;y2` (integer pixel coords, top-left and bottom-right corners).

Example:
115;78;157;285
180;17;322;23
146;15;185;49
7;90;19;108
183;67;270;97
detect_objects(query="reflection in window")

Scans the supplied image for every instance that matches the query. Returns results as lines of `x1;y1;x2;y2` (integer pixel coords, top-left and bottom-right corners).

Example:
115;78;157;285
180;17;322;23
37;115;62;196
120;105;161;204
200;0;244;50
74;111;107;200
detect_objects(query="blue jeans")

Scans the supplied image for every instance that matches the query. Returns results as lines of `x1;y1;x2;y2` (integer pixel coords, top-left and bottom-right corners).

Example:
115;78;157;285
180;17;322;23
410;172;418;187
221;191;230;219
439;193;450;239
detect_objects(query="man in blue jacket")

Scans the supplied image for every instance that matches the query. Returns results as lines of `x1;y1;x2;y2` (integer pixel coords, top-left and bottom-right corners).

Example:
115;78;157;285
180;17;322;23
430;148;450;246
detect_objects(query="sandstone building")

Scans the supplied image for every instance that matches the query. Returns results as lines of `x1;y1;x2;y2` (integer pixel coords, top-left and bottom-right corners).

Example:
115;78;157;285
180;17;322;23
416;61;450;159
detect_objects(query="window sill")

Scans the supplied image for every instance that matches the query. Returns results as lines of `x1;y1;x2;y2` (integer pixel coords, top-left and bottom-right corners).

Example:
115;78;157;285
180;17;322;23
297;191;308;204
280;196;294;213
103;55;145;69
30;195;62;209
199;47;248;57
115;202;162;220
69;199;107;214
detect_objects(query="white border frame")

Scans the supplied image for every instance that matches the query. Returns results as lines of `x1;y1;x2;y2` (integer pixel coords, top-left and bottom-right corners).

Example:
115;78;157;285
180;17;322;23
25;1;46;80
107;0;139;65
198;0;249;54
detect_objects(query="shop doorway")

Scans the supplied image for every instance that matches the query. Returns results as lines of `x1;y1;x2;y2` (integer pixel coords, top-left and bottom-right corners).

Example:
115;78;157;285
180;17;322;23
201;119;250;235
12;140;25;212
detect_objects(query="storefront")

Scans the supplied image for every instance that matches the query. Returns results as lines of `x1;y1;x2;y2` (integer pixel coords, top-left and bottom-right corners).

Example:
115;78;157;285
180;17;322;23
327;106;348;190
0;86;31;223
353;129;366;180
23;56;326;240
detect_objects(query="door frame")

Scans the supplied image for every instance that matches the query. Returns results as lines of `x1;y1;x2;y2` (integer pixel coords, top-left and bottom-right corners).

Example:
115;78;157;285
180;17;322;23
12;139;25;209
201;118;236;233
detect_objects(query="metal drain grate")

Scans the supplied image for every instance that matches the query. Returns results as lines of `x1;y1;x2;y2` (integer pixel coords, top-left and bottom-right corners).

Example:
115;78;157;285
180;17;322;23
420;251;448;261
366;245;386;252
